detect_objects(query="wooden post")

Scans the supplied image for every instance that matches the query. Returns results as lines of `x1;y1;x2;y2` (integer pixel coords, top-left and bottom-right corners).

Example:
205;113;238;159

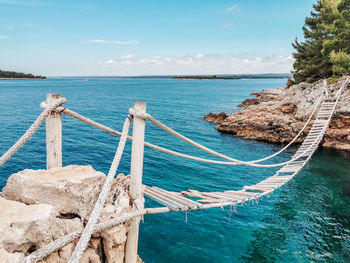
125;102;146;263
46;94;62;169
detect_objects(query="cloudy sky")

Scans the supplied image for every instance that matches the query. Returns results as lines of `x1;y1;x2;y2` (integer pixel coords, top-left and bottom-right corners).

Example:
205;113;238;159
0;0;315;76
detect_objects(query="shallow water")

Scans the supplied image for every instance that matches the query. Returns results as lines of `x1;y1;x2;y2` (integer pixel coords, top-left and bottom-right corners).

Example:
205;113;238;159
0;78;349;262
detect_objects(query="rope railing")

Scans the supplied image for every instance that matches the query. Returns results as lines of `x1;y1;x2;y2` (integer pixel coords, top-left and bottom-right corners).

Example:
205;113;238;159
0;98;66;167
38;103;314;167
4;78;348;170
0;78;345;263
39;86;325;168
128;108;327;168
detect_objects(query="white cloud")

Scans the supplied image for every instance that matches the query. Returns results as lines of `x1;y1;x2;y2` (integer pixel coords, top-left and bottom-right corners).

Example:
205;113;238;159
86;39;139;45
0;35;8;39
120;54;136;60
96;53;294;75
221;22;234;29
225;4;237;12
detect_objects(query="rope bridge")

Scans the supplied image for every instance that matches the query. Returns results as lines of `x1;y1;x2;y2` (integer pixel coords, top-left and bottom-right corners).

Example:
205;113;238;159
0;79;348;263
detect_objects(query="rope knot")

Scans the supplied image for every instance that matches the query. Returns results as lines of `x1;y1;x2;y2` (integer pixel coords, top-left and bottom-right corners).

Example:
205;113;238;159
40;98;67;113
128;107;150;120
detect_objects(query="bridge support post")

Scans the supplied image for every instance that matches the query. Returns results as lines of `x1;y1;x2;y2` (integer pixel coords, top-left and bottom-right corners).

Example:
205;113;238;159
125;102;146;263
46;94;62;169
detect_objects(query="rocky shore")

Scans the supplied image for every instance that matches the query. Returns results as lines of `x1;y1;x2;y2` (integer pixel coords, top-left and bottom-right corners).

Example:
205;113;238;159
204;77;350;152
0;165;142;263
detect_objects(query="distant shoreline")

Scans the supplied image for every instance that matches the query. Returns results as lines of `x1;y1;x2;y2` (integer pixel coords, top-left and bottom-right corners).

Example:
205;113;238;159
0;77;47;80
173;76;241;80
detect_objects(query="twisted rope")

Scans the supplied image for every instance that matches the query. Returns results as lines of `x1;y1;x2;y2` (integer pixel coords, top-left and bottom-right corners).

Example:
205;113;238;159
0;98;66;167
24;209;147;263
68;115;132;263
23;80;348;262
129;108;326;168
40;89;325;168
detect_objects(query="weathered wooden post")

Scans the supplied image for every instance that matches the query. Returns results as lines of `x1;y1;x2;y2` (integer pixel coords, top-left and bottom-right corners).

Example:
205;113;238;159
125;102;146;263
46;94;63;169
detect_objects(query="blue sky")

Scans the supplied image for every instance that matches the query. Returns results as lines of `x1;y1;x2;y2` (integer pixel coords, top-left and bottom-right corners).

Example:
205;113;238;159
0;0;315;76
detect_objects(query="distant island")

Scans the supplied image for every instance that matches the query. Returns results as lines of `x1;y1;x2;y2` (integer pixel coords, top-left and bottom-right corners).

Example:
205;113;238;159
172;73;291;80
0;70;46;79
173;75;241;80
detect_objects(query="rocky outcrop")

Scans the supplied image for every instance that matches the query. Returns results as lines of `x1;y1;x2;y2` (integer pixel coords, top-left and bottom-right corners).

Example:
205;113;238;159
204;77;350;151
203;112;229;123
0;165;140;263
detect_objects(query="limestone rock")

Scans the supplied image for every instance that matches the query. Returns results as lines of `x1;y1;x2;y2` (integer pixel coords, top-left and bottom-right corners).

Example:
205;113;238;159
204;77;350;151
2;165;106;221
203;112;228;123
0;196;82;263
0;165;139;262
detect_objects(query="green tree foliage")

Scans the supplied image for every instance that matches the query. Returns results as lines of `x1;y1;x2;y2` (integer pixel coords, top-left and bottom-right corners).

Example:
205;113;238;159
0;70;46;79
292;0;349;83
323;0;350;76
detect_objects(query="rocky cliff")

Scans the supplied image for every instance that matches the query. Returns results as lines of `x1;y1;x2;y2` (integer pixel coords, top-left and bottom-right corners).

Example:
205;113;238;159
204;77;350;151
0;165;142;263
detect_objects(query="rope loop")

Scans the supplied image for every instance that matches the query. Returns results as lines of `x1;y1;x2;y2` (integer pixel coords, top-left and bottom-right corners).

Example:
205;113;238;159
128;107;150;119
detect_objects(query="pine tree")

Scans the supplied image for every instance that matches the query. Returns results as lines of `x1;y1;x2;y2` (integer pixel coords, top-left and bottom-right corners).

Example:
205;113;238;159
323;0;350;76
292;0;340;83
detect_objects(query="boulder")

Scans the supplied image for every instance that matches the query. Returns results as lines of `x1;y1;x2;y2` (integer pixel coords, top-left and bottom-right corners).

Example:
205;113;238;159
2;165;106;221
0;165;138;262
203;112;229;123
0;196;82;263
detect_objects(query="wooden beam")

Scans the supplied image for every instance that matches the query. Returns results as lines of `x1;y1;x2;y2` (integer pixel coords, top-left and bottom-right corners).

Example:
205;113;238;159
125;102;146;263
46;94;62;169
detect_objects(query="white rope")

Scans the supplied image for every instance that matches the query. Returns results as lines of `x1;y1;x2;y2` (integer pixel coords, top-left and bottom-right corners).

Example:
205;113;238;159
62;106;320;167
129;108;327;168
0;98;66;167
68;115;132;263
229;89;324;164
39;86;324;168
24;209;147;263
335;78;348;99
23;186;268;263
21;79;348;262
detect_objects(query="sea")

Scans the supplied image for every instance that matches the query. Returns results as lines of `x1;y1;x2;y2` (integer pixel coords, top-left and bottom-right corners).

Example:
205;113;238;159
0;77;349;263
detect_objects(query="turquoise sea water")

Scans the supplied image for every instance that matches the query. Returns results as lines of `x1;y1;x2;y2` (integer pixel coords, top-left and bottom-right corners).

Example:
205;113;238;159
0;78;349;262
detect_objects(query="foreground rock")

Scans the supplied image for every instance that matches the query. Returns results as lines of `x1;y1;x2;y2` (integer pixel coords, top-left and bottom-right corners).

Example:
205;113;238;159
203;77;350;151
0;165;141;263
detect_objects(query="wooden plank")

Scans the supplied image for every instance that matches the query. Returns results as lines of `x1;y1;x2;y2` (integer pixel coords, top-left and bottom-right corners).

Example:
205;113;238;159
144;188;180;210
152;186;203;208
221;191;258;200
225;190;260;196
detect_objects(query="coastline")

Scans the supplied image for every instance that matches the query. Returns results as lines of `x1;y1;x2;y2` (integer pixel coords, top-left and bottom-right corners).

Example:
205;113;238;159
203;77;350;152
0;77;47;80
173;77;241;80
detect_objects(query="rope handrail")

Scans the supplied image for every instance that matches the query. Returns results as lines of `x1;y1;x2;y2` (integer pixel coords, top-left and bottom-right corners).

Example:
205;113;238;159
128;108;326;168
133;89;324;165
68;115;132;263
37;88;324;168
335;78;348;99
0;98;66;167
19;79;347;262
45;104;321;168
